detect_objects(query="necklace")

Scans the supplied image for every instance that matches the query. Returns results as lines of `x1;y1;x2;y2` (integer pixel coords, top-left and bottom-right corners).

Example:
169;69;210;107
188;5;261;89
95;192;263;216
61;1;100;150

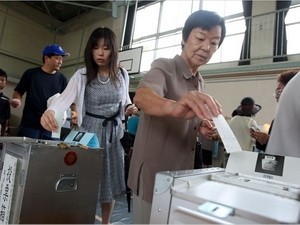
97;74;110;84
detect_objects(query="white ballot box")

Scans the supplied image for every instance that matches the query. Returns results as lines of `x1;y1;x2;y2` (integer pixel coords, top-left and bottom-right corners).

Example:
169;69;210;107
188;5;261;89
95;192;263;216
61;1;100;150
150;151;300;224
0;137;103;224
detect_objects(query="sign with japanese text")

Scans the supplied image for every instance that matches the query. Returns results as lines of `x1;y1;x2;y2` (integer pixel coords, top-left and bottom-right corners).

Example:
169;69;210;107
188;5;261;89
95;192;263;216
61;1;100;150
0;155;17;224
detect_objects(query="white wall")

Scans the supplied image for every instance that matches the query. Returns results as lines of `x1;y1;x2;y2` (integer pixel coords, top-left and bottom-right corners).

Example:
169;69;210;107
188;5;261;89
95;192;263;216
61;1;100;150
204;74;278;126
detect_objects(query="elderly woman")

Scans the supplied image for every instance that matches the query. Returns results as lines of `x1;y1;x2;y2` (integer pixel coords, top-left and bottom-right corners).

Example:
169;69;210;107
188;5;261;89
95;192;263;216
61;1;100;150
127;10;226;224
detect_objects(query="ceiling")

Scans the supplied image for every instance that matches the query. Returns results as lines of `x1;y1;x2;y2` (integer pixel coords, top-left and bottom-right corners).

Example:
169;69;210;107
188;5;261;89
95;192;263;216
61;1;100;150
23;1;110;23
2;1;124;33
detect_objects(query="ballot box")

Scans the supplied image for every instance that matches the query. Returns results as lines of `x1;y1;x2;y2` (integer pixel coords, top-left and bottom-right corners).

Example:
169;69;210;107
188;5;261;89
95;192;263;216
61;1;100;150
150;151;300;224
0;137;103;224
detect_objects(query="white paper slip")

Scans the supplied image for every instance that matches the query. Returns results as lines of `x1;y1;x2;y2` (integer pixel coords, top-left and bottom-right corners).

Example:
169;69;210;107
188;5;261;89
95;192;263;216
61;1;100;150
52;112;65;139
212;114;242;153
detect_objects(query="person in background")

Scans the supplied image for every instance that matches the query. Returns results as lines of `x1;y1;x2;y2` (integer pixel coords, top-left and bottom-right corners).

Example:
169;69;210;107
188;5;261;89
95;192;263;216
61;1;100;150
231;109;238;117
120;110;140;214
229;97;261;151
127;10;225;224
198;135;212;168
127;110;139;139
121;110;140;153
266;72;300;157
0;69;10;137
250;70;298;151
40;27;138;224
10;44;69;140
70;103;78;129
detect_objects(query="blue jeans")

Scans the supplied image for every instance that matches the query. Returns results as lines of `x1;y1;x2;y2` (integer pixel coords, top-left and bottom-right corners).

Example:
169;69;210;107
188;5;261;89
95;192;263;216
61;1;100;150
17;126;58;140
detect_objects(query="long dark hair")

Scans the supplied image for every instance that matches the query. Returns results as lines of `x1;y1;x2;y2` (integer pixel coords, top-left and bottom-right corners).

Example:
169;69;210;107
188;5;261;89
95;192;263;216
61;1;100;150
84;27;119;85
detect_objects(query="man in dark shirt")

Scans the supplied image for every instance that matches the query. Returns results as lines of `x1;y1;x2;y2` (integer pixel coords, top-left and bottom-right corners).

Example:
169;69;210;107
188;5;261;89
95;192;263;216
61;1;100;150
0;68;10;137
10;44;69;140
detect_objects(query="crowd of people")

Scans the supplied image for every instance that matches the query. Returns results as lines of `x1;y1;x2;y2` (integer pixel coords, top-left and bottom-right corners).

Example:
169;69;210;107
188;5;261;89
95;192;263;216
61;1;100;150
0;9;300;224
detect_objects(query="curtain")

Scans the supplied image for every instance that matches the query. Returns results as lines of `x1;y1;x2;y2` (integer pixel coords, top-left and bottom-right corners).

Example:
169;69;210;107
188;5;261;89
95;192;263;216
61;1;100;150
239;0;253;66
273;0;292;62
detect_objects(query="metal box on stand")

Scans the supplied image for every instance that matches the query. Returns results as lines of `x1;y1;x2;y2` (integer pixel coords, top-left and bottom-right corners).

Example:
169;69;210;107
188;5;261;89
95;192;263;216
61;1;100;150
150;151;300;224
0;137;103;224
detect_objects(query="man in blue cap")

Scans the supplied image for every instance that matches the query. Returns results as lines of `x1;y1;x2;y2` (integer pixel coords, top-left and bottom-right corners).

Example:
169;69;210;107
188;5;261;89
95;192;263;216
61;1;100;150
11;44;69;140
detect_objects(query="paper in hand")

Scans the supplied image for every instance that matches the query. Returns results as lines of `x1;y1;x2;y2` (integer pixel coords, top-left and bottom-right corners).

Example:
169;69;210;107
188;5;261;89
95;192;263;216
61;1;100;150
212;114;242;153
51;112;64;139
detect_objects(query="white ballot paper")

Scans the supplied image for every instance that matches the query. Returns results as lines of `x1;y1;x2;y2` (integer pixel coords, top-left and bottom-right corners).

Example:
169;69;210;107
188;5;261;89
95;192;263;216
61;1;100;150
212;114;242;153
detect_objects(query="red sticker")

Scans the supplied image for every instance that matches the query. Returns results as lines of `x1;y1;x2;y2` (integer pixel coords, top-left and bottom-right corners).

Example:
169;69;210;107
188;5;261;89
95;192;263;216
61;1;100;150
64;151;77;166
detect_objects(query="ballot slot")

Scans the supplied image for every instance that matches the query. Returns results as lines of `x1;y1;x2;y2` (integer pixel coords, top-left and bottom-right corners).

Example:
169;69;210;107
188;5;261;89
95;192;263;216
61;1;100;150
210;172;300;200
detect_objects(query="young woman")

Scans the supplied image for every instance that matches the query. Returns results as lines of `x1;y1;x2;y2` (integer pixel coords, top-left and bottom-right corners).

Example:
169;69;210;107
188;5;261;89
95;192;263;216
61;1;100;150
41;27;138;224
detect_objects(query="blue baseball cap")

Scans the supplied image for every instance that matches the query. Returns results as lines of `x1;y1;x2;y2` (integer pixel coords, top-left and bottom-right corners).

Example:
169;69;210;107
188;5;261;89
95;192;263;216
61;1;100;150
42;44;70;57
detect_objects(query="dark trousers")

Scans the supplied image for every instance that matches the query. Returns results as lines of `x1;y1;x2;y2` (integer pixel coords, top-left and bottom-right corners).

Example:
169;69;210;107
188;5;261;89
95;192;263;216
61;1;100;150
194;141;202;169
17;126;58;140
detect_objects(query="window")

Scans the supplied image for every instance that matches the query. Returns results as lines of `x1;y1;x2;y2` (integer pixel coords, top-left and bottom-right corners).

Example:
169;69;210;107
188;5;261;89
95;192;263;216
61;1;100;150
286;3;300;55
202;1;244;63
131;0;244;72
202;0;243;17
132;0;199;72
133;3;160;40
210;17;245;63
159;1;199;32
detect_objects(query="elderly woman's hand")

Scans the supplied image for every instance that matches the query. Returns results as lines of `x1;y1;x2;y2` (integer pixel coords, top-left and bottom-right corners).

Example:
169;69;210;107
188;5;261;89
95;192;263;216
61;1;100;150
125;104;138;116
40;110;58;132
198;119;217;139
168;91;222;120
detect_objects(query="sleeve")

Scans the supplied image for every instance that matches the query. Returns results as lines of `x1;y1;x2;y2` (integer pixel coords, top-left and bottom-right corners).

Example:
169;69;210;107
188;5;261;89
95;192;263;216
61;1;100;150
14;70;31;95
251;119;258;129
48;70;81;113
121;67;132;106
138;59;169;97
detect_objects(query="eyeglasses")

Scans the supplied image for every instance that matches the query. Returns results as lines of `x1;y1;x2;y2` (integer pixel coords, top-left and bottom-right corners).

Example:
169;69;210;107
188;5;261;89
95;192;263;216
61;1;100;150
273;89;283;97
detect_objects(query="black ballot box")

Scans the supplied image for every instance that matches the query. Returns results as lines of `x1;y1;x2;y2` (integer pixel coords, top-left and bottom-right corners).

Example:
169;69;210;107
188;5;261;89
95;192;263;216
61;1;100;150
0;137;103;224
